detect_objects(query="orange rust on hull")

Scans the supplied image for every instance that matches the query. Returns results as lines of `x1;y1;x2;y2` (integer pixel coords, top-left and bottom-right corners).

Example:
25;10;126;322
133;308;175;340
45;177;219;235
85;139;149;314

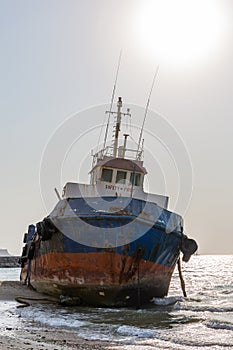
27;251;176;306
31;251;173;282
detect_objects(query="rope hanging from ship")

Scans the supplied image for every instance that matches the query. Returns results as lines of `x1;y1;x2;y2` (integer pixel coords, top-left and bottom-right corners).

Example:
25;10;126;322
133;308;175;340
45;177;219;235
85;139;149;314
177;234;198;297
136;247;143;309
177;257;187;298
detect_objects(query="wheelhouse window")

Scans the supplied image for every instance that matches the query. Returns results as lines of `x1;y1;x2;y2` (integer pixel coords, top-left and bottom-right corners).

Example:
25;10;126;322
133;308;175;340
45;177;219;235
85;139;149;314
130;172;141;186
116;170;127;184
101;168;113;182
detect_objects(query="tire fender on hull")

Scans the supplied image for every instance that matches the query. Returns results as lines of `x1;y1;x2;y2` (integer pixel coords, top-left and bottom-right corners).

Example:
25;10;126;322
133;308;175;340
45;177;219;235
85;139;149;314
36;218;58;241
181;236;198;262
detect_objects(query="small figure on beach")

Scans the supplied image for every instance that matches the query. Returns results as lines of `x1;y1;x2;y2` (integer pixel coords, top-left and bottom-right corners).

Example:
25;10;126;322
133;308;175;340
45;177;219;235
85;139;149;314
20;224;36;287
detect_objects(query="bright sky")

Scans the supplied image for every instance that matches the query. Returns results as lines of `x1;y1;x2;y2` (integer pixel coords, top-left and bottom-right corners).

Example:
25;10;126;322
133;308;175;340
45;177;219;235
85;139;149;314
1;0;233;255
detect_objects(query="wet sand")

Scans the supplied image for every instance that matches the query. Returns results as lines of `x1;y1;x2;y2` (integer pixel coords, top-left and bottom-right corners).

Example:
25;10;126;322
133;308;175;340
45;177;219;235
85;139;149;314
0;281;58;304
0;329;115;350
0;281;117;350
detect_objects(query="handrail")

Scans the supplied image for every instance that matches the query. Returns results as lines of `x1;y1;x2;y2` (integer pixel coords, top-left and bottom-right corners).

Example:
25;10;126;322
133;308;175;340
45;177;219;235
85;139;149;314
93;146;143;162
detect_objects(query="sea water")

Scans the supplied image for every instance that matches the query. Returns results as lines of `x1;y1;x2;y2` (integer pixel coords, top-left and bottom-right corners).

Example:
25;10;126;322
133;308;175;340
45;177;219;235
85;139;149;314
0;267;20;281
1;256;233;349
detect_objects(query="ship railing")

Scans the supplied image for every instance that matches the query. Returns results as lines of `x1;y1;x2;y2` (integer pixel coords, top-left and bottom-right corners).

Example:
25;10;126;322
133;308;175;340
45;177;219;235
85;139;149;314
92;146;143;162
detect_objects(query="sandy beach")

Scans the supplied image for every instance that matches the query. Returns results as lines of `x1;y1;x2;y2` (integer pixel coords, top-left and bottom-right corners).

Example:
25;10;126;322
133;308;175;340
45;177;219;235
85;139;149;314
0;328;114;350
0;281;116;350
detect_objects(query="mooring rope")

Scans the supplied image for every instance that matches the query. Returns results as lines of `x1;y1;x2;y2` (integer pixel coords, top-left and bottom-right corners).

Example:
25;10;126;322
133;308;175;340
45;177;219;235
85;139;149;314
15;297;58;308
177;257;187;297
137;258;141;309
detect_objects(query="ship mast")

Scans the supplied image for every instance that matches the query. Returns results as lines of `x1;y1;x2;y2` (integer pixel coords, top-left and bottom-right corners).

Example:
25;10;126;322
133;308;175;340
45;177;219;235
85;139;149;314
105;97;131;158
113;97;122;157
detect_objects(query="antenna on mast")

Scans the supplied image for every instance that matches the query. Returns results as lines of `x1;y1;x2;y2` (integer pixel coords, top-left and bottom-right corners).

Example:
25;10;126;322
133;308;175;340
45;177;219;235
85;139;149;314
103;50;122;150
137;66;159;159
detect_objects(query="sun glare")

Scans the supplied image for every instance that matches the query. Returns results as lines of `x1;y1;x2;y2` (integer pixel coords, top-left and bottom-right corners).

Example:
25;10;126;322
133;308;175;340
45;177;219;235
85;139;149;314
133;0;228;65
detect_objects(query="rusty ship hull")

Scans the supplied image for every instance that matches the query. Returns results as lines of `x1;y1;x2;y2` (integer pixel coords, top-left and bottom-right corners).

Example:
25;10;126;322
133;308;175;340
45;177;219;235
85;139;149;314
26;197;182;307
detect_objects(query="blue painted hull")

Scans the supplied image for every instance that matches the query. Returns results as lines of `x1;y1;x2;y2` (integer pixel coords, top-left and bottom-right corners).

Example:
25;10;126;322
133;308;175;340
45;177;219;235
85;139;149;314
28;197;184;306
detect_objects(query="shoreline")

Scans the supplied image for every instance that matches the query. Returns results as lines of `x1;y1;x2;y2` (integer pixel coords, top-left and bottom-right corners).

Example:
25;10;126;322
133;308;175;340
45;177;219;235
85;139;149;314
0;281;118;350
